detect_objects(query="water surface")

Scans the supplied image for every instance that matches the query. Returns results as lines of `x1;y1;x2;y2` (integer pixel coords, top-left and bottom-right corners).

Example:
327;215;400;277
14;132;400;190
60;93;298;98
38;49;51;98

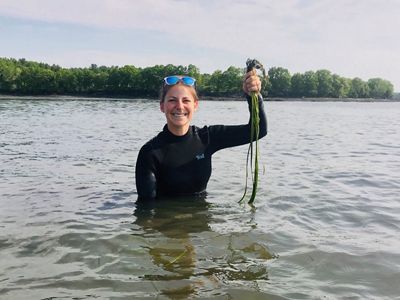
1;98;400;299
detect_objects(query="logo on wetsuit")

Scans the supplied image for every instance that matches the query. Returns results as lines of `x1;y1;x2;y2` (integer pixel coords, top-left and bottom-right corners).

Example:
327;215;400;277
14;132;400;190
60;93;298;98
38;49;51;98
196;153;205;160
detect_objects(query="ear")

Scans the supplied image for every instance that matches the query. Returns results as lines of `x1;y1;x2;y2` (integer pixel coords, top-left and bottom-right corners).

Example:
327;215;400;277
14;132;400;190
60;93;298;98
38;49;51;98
194;99;199;110
160;101;165;113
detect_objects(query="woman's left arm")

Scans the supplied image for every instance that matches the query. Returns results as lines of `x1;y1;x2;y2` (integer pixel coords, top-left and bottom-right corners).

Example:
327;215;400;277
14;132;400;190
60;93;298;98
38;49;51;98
208;94;267;152
208;71;267;152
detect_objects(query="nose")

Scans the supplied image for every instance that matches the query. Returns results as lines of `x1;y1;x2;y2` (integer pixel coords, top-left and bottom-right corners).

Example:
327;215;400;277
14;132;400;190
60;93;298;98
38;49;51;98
176;99;184;110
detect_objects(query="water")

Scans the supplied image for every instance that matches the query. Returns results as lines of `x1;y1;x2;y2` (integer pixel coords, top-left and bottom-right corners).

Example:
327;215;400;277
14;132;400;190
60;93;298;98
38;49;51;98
1;98;400;299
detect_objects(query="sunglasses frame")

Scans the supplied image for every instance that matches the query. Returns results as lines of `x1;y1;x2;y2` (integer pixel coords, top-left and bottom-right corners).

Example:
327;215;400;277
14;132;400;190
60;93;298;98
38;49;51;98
163;76;196;87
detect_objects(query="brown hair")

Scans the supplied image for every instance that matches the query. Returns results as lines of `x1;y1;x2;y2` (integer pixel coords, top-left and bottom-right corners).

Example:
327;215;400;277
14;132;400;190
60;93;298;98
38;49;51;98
159;81;199;103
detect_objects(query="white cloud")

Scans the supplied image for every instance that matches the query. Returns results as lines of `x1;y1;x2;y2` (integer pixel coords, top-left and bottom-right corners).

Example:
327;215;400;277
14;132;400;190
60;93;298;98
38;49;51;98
1;0;399;90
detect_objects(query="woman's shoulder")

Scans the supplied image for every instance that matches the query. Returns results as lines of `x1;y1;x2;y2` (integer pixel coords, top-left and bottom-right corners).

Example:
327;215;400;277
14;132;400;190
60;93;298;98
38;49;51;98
197;124;227;135
193;125;211;137
193;125;218;144
193;125;207;133
140;130;166;153
194;124;233;137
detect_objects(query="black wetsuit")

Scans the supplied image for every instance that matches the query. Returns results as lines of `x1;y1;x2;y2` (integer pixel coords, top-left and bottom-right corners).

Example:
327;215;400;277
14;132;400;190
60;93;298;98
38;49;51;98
135;95;267;200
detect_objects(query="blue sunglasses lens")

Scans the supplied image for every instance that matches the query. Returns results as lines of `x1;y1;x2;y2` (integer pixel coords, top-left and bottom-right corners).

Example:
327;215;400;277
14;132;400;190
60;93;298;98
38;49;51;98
164;76;196;86
181;77;195;86
165;76;180;85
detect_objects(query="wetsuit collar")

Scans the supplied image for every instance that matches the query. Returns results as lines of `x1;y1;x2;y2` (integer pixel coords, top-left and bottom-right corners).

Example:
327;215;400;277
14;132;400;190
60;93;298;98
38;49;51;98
162;124;193;142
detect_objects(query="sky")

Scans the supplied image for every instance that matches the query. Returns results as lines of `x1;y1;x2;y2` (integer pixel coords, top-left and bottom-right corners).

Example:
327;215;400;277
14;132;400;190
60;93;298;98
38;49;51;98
0;0;399;91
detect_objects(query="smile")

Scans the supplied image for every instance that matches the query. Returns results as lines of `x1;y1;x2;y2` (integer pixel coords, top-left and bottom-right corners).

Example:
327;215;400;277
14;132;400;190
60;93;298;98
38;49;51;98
172;112;188;117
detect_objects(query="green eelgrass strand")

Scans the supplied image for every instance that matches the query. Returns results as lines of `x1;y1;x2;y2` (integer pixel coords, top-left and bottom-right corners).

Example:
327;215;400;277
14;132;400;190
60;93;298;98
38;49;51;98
239;91;260;204
249;92;260;204
167;248;188;265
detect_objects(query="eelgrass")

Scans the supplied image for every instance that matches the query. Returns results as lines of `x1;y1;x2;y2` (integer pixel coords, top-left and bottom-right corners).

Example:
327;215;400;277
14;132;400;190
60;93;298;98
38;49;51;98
239;59;265;205
167;248;188;265
166;244;192;266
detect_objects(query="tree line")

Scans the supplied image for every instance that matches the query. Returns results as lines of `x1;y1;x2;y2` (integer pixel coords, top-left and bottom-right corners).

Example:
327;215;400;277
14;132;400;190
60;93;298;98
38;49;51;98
0;57;394;99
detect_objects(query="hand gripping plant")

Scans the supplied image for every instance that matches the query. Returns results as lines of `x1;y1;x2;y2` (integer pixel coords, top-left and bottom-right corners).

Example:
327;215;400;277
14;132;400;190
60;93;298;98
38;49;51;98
239;58;266;205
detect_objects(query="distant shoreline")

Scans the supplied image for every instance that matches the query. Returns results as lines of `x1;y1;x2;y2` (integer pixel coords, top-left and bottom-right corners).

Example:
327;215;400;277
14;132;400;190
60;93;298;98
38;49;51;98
0;94;399;102
203;96;399;102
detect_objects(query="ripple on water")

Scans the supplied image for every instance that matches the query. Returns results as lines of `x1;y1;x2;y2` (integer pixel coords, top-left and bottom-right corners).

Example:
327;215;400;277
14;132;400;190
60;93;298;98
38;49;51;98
1;100;400;299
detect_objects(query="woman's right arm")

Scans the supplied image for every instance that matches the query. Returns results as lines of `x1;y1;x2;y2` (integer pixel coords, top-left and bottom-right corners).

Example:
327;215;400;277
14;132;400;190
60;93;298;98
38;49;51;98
135;145;157;200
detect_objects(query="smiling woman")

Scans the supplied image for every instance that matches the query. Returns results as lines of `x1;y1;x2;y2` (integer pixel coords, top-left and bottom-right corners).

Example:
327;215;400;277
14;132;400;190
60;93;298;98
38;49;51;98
135;73;267;200
160;76;199;136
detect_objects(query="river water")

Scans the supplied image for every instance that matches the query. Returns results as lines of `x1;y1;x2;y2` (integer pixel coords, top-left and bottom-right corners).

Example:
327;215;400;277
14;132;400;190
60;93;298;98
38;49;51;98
1;98;399;299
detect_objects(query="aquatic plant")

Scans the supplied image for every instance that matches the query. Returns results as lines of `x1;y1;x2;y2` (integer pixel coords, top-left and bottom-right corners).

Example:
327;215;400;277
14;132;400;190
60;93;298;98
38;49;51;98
239;59;266;205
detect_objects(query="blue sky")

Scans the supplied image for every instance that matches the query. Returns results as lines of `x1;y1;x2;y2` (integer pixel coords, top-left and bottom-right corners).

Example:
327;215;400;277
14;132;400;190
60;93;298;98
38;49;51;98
1;0;399;91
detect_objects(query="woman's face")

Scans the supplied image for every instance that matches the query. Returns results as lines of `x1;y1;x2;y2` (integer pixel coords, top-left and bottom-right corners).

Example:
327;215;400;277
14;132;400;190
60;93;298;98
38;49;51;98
160;84;198;135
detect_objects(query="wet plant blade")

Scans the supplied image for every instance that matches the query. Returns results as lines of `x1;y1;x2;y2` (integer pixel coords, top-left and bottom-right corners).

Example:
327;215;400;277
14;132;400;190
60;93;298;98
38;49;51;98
240;91;260;204
248;92;260;204
240;58;266;205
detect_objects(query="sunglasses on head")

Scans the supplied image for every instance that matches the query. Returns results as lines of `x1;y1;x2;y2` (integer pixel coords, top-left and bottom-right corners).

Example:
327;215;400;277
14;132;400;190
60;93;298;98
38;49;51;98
164;76;196;86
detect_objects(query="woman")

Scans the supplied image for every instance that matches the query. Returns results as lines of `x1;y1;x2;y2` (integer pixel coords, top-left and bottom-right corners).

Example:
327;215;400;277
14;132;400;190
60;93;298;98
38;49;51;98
135;71;267;200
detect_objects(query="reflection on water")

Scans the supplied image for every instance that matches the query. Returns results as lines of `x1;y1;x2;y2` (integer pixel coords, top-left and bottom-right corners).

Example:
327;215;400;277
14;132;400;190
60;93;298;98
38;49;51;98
132;195;275;299
1;99;400;299
134;196;210;286
134;195;212;239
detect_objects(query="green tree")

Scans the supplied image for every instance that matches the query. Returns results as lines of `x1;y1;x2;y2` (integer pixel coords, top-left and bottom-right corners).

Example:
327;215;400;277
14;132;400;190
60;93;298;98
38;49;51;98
203;70;223;95
368;78;394;99
199;73;212;95
268;67;291;97
91;70;108;94
220;66;243;95
56;68;78;94
185;64;200;79
316;69;333;97
107;65;140;95
0;59;21;92
349;78;370;98
331;74;350;98
303;71;318;97
75;68;93;93
260;76;271;97
201;67;245;96
139;65;166;97
1;57;396;99
290;73;305;97
16;66;56;94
